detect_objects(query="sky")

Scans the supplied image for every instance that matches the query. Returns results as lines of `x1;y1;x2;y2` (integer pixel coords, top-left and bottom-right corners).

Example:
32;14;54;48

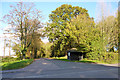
0;1;118;56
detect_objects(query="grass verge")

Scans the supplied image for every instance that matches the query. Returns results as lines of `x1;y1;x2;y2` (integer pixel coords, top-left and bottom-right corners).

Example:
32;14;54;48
51;56;115;64
1;59;34;70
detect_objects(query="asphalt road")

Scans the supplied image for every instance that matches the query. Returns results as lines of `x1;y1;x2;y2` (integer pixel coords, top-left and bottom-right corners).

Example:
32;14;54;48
2;58;119;78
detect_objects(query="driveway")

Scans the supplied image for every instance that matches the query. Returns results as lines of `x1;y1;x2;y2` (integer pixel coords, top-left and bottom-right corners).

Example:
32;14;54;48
2;58;119;78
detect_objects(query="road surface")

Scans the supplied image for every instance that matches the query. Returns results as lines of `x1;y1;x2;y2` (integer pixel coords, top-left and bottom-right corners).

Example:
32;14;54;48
2;58;119;78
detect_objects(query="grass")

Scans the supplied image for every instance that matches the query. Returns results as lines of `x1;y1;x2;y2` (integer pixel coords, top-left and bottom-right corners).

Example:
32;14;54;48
1;59;34;70
51;56;111;64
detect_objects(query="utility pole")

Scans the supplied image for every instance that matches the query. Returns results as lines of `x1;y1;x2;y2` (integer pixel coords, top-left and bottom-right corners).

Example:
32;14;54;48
3;32;18;57
9;39;11;56
4;39;6;57
3;32;12;57
3;29;19;57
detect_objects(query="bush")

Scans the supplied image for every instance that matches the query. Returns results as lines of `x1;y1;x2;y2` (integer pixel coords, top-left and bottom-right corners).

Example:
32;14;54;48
86;52;118;64
102;52;118;64
86;51;100;60
1;57;20;63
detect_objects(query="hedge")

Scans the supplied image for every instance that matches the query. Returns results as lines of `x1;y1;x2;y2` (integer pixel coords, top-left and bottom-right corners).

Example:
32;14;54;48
86;52;118;64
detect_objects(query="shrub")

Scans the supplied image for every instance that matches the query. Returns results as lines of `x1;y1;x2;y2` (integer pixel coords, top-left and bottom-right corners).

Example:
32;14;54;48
86;51;100;60
1;57;20;62
103;52;118;64
86;52;118;64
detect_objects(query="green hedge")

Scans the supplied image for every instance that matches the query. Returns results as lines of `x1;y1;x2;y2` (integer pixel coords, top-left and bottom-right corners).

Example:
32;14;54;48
86;52;118;64
102;52;118;64
1;57;20;63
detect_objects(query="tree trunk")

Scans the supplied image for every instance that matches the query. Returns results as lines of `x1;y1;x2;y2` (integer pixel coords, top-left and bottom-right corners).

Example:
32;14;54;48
23;50;26;59
20;52;22;60
32;47;34;59
34;48;37;58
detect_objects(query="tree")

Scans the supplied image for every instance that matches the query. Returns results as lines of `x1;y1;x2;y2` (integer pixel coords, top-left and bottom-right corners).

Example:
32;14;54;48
64;14;100;54
3;2;43;59
64;13;113;60
95;3;118;52
42;42;53;58
27;32;44;58
12;43;21;58
96;16;118;52
46;4;90;56
118;6;120;54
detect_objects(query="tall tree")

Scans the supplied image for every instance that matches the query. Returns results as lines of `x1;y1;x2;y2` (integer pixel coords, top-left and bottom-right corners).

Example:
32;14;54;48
96;16;118;52
42;42;53;58
64;13;111;60
65;14;97;53
118;5;120;53
27;31;44;58
46;4;90;56
3;2;43;59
